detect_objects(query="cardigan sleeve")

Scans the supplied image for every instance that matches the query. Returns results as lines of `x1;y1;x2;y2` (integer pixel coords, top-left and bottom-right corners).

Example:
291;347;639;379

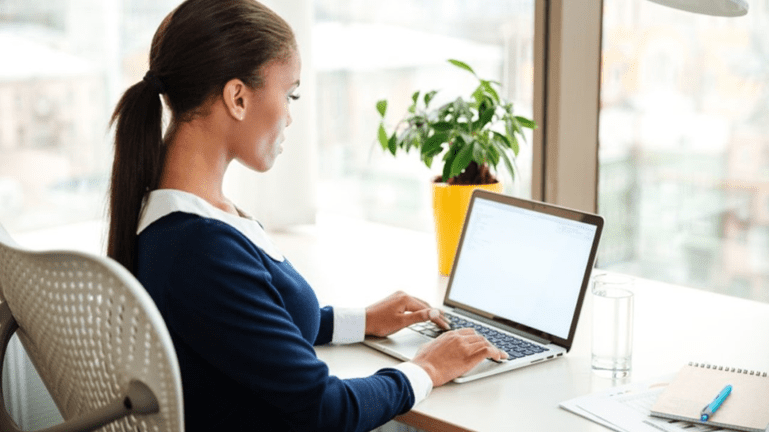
164;219;415;432
316;306;335;345
317;308;433;406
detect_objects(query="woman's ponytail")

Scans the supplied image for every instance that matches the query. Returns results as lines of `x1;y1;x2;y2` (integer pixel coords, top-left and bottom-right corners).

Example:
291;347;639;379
107;78;165;274
106;0;296;274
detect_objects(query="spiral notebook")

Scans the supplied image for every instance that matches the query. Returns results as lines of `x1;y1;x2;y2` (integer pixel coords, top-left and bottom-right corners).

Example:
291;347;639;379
650;362;769;432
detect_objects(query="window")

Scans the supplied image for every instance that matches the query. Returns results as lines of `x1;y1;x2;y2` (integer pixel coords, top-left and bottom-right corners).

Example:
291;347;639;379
1;0;536;239
314;0;537;231
599;0;769;302
0;0;181;235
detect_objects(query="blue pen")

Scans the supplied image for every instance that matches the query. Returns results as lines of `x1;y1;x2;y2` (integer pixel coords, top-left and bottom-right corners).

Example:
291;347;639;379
701;384;732;421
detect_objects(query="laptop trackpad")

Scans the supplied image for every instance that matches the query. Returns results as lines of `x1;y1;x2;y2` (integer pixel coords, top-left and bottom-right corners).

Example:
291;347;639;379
364;329;431;362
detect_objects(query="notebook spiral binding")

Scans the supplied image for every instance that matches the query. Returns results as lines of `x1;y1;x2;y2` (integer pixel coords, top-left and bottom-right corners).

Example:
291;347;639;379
689;361;769;377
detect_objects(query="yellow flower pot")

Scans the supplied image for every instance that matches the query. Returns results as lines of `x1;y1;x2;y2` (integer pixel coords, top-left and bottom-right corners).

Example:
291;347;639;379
432;181;504;275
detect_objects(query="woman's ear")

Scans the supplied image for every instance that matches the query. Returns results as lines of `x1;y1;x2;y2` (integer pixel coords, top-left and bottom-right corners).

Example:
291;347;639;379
222;78;248;121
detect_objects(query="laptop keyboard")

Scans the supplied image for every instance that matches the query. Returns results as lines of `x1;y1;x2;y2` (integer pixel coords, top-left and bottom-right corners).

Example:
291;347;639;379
409;313;549;360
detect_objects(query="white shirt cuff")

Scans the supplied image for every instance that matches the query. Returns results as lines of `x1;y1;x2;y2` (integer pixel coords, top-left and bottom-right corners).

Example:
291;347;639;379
331;307;366;344
393;362;433;407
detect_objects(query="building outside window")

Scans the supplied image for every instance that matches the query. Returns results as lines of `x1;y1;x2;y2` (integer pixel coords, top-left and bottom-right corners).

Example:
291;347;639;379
0;0;182;236
599;0;769;302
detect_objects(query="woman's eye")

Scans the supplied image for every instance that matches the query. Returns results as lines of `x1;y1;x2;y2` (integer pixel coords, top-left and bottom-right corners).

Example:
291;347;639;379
288;93;300;101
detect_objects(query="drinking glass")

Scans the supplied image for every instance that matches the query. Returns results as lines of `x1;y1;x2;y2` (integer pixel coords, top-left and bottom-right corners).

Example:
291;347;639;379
591;273;634;378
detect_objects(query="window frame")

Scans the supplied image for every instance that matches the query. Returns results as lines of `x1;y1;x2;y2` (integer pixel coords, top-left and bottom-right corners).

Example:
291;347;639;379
539;0;603;213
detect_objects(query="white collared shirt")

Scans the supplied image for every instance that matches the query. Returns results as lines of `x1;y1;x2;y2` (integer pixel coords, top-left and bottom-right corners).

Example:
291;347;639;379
137;189;285;261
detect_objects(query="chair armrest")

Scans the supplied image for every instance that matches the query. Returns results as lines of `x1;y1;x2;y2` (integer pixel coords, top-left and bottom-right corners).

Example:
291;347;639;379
35;380;159;432
0;301;159;432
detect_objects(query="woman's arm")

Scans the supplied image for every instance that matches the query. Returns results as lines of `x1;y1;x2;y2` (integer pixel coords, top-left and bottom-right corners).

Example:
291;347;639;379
166;219;415;432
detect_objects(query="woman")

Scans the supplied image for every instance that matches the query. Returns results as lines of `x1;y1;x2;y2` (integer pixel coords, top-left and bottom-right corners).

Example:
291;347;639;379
108;0;506;430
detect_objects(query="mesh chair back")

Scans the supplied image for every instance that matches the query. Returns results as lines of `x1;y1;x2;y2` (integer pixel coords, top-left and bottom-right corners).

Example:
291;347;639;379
0;224;184;432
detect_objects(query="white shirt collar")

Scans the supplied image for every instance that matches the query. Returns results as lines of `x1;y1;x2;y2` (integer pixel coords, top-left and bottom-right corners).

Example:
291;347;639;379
137;189;285;262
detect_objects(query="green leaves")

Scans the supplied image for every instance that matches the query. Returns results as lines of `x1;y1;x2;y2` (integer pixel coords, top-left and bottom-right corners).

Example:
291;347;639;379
451;137;474;180
378;124;388;149
442;146;457;182
408;91;420;113
420;132;448;167
375;59;537;184
423;90;437;107
515;116;537;130
448;59;476;76
422;132;449;155
492;131;519;156
376;100;388;118
432;121;453;132
474;105;495;131
480;80;500;104
388;134;397;155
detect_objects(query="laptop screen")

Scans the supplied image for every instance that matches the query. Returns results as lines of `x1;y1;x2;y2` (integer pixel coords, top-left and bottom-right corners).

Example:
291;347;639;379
445;192;602;342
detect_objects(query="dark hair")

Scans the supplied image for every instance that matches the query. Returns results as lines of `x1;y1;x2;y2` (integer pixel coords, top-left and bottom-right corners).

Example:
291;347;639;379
108;0;296;273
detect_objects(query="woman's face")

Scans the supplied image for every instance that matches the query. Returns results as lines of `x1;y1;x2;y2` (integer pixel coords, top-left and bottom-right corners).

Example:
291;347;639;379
234;50;301;172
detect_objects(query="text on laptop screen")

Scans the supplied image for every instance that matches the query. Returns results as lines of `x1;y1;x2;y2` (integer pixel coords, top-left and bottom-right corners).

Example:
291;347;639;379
447;197;598;340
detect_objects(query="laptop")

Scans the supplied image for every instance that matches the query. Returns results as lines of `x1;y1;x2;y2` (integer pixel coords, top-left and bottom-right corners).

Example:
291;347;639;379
363;189;604;383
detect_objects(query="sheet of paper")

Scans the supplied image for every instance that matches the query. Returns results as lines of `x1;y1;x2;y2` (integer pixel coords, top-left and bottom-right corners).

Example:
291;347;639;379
560;375;730;432
559;397;626;432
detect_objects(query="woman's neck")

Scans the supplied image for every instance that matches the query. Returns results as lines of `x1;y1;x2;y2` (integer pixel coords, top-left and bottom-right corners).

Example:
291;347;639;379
159;117;237;215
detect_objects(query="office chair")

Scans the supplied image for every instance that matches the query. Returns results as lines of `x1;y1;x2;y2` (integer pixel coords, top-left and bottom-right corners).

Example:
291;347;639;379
0;223;184;432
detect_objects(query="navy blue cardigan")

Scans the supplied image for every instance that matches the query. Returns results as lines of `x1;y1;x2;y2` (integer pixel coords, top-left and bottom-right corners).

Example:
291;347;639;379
137;212;415;431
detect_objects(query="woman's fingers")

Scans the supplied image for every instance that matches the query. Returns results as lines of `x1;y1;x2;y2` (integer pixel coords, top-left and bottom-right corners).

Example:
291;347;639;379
412;328;508;386
427;309;452;330
366;291;449;336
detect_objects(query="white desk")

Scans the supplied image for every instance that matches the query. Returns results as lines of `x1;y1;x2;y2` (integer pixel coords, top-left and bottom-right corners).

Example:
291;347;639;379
271;216;769;432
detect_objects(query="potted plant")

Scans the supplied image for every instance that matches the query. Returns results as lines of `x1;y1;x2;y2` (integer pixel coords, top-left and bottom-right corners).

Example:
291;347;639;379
375;59;537;275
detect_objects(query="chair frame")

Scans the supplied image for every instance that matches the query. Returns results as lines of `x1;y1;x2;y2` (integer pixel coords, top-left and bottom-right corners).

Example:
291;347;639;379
0;225;183;432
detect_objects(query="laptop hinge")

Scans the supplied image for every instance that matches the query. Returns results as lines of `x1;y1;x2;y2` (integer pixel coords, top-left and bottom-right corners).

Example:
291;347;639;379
448;307;552;346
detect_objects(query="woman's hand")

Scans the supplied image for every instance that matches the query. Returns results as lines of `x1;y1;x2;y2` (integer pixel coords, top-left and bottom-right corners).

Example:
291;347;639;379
365;291;451;337
412;328;509;386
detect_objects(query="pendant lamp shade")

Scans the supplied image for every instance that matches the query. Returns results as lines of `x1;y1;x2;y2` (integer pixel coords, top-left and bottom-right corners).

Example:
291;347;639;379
647;0;748;16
